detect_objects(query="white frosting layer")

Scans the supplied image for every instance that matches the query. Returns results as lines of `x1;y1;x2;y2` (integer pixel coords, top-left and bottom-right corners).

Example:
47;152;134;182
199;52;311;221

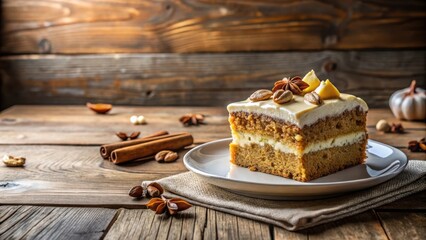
227;93;368;127
232;131;366;155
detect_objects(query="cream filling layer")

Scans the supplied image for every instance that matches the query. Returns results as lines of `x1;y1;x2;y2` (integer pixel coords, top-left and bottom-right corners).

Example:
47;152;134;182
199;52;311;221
232;131;366;155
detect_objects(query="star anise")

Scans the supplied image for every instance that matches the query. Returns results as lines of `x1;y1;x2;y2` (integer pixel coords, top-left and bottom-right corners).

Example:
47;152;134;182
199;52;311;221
272;76;309;95
179;113;204;126
128;182;164;198
146;195;192;215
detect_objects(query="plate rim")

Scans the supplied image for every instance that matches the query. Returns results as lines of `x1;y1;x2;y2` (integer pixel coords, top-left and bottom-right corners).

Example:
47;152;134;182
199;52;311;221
183;138;408;187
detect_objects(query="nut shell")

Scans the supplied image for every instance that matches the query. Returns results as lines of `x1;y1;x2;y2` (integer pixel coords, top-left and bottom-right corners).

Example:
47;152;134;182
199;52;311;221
249;89;273;102
304;92;323;105
155;150;178;163
272;90;293;104
129;185;143;198
376;120;391;132
164;152;178;162
3;155;26;167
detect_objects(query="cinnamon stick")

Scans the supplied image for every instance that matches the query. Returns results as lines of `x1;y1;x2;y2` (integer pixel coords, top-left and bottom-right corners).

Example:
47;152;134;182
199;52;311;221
110;133;194;164
100;130;169;159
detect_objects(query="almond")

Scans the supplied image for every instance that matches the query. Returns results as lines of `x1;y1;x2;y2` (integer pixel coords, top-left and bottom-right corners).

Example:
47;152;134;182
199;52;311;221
128;186;143;198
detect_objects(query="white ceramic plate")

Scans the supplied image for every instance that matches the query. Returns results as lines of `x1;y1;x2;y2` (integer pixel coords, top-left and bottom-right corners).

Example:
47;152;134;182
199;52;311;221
183;138;408;200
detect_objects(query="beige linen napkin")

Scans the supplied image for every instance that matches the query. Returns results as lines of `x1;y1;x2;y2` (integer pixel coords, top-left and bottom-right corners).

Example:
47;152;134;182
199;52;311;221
147;160;425;231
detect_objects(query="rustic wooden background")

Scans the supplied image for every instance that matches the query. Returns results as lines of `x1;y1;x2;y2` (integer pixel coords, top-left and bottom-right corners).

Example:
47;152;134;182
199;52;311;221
1;0;425;109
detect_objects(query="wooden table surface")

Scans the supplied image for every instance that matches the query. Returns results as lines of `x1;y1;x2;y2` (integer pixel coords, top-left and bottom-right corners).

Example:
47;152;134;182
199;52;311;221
0;105;425;239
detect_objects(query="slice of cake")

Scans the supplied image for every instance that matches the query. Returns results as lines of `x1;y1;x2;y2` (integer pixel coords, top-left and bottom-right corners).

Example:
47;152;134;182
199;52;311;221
227;70;368;182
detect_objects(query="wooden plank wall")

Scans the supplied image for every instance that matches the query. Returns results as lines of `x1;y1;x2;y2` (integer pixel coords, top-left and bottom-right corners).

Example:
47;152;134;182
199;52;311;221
1;0;425;108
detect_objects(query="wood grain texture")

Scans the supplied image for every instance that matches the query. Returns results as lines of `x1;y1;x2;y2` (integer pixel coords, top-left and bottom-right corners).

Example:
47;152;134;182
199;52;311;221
236;216;271;240
214;210;240;239
204;208;217;240
0;105;230;145
1;51;425;108
307;211;388;240
0;144;186;206
0;106;423;209
0;105;425;239
0;205;116;240
274;227;307;240
2;0;425;54
105;206;270;240
103;209;154;240
377;212;426;240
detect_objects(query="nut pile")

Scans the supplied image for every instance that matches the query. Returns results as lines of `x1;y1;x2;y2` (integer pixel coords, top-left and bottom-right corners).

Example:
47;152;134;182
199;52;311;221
376;120;404;133
247;70;341;105
129;182;164;198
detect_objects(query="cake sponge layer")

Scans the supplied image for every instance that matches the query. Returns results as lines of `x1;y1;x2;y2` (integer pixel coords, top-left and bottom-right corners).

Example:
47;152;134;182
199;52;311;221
230;140;367;182
229;107;366;149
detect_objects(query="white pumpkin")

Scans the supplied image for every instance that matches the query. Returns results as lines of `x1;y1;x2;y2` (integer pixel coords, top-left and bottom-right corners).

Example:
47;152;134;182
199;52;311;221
389;80;426;121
